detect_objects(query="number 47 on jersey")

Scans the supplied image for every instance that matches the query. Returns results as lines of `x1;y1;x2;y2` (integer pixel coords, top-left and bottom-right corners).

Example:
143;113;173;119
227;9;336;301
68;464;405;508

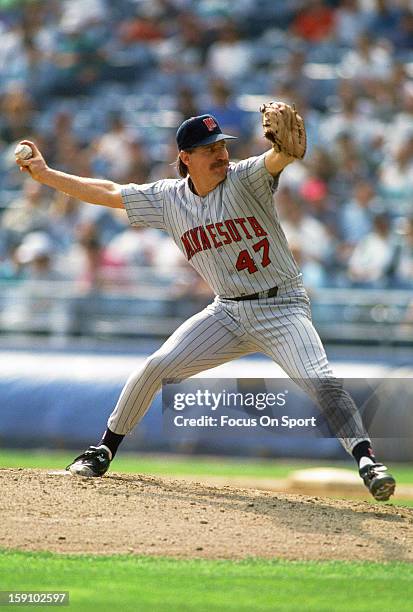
236;238;271;274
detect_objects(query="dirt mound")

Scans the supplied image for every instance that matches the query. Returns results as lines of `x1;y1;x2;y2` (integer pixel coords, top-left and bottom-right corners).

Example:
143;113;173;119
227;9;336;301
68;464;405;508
0;468;412;561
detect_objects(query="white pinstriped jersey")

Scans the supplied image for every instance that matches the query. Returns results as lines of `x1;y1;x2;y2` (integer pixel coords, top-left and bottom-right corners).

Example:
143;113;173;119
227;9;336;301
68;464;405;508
122;153;302;297
109;152;370;454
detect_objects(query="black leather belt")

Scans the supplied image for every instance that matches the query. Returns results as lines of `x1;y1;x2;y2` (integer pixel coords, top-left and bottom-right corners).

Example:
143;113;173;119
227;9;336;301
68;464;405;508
225;286;278;301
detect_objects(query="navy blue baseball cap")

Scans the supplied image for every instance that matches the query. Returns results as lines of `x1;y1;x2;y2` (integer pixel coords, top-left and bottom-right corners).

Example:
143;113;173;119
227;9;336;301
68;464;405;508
176;114;237;150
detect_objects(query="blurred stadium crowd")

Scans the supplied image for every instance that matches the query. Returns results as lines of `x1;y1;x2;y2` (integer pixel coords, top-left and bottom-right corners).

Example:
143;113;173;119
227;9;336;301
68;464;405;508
0;0;413;336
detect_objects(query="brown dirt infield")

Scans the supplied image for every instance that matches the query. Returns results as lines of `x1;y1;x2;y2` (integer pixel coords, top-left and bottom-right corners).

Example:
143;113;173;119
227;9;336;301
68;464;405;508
0;468;412;561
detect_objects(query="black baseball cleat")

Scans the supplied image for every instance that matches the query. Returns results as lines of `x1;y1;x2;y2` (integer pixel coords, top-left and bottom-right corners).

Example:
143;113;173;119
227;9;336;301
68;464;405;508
359;463;396;501
66;446;111;477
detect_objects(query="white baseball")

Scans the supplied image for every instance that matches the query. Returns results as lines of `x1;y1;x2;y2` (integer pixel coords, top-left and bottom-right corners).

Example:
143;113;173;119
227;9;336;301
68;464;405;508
14;143;33;160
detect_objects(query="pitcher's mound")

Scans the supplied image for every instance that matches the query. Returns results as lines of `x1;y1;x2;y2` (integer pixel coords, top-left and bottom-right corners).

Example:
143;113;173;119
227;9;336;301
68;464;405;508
0;468;411;561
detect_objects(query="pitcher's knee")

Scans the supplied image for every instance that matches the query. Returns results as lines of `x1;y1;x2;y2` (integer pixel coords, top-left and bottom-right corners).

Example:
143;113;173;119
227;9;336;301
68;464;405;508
314;377;345;400
142;351;180;381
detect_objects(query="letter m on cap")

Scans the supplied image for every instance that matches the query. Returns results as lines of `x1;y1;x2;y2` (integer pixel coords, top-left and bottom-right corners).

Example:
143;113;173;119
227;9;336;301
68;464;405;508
203;117;217;131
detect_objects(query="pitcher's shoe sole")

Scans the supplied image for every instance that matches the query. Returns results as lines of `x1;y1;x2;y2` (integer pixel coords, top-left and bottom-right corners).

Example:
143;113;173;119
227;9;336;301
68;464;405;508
360;463;396;501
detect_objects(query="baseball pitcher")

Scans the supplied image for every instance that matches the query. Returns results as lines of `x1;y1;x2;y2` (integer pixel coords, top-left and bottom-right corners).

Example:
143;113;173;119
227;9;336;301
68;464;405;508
15;103;396;501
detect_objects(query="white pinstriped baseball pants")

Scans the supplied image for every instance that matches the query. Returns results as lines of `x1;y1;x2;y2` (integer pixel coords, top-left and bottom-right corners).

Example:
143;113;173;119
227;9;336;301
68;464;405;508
108;290;370;454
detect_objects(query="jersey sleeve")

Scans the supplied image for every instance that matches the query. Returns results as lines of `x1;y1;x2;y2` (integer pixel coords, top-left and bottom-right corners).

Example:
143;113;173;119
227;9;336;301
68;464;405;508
232;152;280;196
121;180;168;231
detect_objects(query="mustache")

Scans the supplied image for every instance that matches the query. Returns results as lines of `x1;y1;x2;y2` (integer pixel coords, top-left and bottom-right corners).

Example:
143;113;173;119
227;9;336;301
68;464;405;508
210;161;229;169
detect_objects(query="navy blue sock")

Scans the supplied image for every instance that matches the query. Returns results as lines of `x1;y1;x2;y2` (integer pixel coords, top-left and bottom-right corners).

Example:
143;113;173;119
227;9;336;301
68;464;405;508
352;441;376;466
98;428;125;459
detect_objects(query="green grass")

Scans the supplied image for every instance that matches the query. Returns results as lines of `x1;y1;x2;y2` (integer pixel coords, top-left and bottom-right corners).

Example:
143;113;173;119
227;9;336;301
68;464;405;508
0;449;321;478
1;449;413;484
0;551;412;612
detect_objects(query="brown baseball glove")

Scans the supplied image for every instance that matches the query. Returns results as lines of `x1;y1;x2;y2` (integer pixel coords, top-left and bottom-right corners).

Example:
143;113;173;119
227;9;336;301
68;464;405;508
260;101;307;159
